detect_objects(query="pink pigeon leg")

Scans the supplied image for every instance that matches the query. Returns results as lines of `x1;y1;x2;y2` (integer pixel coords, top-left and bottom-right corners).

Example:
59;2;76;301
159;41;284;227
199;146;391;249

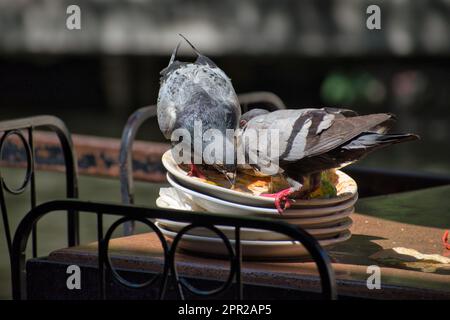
261;188;295;214
187;164;206;179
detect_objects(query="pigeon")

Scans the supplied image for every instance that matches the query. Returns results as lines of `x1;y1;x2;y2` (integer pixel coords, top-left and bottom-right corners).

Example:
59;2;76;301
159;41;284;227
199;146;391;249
157;35;241;178
236;107;419;213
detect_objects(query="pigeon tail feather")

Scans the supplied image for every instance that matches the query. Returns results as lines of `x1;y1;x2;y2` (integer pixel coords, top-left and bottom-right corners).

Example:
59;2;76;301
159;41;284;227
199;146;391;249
341;132;419;150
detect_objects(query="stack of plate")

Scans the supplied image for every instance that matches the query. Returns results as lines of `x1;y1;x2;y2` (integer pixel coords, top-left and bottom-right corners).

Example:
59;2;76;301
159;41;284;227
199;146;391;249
156;150;357;260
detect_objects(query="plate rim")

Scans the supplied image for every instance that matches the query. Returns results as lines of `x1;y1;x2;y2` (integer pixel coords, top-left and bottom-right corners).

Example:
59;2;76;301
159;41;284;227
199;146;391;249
156;192;354;226
155;218;353;239
159;226;352;246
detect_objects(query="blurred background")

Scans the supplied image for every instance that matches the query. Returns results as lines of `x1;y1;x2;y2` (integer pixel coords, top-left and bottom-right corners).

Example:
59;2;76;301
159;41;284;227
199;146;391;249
0;0;449;298
1;0;449;172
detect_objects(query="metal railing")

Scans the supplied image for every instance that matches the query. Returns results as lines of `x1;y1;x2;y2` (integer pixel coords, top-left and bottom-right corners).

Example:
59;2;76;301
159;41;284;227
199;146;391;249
1;101;337;300
119;91;286;235
0;116;79;259
11;200;337;300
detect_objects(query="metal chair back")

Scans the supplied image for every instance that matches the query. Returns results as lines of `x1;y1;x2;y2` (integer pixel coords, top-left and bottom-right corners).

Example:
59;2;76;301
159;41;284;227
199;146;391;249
0;116;79;260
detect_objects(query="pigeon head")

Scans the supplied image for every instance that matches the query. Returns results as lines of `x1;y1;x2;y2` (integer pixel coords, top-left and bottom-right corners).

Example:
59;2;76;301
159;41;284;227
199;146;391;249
239;108;270;128
157;35;241;165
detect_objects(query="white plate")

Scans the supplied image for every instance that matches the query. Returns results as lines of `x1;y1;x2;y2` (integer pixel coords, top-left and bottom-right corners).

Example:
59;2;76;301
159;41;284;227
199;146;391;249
156;218;352;241
162;150;358;208
156;195;353;228
156;185;354;228
160;227;352;259
166;173;358;218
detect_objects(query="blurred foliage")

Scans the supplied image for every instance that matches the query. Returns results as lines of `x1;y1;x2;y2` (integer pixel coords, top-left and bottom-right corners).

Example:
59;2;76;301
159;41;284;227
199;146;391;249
321;71;385;106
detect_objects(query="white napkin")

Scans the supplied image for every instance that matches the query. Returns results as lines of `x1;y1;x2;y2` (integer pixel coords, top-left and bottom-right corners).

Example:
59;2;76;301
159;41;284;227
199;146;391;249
157;187;205;212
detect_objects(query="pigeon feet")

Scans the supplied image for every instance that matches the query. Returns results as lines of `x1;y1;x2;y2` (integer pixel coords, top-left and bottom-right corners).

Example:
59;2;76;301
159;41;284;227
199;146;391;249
187;164;206;179
261;188;294;214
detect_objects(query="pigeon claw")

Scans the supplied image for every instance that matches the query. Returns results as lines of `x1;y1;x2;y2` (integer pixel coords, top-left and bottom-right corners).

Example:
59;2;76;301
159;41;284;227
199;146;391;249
187;164;206;179
261;188;294;214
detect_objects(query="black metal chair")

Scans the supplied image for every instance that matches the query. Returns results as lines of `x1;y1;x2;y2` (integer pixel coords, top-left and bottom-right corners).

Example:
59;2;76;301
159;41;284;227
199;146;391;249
11;199;337;300
2;107;337;300
119;91;287;235
0;116;79;260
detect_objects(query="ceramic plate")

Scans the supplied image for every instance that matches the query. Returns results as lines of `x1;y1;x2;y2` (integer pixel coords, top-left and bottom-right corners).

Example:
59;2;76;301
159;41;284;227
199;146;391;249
156;218;352;241
166;173;358;218
156;185;354;228
162;150;358;208
160;228;352;259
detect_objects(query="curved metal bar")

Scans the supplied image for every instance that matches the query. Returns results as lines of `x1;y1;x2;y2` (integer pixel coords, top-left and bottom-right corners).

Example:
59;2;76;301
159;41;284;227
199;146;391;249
238;91;287;113
119;105;157;235
0;130;33;194
0;129;34;257
103;216;170;294
169;223;236;299
234;226;242;299
0;115;79;247
11;200;336;300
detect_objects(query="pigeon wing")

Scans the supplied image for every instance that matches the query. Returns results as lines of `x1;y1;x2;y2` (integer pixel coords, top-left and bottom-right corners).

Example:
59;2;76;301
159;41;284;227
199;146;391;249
303;113;393;158
242;109;394;166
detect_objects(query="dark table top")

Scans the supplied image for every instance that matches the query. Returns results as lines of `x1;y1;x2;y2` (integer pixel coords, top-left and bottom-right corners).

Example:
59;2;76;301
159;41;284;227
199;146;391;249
48;185;450;299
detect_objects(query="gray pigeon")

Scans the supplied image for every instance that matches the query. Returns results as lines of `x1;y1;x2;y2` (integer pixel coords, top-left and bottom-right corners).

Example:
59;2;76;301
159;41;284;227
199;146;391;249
157;35;241;177
237;108;418;212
